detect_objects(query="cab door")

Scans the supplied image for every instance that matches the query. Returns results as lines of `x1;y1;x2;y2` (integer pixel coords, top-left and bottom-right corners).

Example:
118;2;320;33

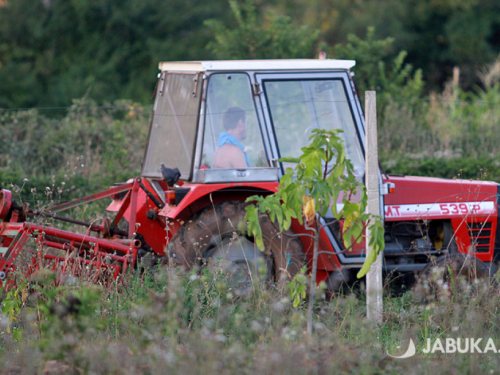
255;72;383;265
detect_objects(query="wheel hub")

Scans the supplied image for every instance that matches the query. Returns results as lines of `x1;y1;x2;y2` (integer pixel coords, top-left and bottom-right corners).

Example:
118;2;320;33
206;235;268;294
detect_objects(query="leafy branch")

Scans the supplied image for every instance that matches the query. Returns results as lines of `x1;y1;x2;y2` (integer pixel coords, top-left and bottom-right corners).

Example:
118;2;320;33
244;128;385;335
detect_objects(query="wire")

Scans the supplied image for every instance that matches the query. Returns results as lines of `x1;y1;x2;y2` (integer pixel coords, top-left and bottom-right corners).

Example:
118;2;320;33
4;184;499;205
2;94;500;116
0;105;149;113
380;96;500;105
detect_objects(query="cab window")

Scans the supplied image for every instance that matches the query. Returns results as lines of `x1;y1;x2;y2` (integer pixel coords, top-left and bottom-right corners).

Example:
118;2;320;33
202;74;268;169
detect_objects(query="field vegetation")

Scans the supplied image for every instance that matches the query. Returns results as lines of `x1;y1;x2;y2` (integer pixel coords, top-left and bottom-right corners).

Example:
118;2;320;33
1;263;500;374
3;0;500;373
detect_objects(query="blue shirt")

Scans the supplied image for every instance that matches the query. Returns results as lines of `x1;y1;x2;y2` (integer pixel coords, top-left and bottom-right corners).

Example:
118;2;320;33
217;132;251;167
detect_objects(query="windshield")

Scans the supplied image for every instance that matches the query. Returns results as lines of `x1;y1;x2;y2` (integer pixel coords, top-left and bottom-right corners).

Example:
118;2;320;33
201;73;268;169
262;79;364;179
142;73;202;179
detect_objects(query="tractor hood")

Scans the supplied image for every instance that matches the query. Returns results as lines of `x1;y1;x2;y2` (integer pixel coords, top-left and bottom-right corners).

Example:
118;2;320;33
383;174;498;220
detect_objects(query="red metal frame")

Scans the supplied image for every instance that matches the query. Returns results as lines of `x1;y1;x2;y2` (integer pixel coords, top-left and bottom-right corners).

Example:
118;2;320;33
154;181;340;273
0;222;139;286
384;175;499;262
0;179;148;287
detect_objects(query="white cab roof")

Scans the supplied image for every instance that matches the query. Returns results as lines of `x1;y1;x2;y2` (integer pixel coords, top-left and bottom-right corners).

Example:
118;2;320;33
158;59;355;72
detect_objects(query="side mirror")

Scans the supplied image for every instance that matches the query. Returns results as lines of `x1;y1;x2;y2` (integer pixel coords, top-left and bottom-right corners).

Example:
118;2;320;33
160;164;181;186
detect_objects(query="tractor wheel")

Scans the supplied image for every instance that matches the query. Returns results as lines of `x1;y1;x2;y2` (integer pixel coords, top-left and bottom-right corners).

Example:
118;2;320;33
413;253;494;303
168;201;306;294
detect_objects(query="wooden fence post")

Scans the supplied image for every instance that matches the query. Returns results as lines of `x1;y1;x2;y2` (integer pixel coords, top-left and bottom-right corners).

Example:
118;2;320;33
365;91;383;324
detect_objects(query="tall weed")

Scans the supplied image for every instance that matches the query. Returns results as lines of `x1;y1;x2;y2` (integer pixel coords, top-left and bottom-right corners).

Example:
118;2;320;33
2;265;500;373
380;62;500;180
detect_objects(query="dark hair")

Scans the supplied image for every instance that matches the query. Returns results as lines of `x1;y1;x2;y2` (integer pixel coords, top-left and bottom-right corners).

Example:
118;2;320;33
222;106;246;131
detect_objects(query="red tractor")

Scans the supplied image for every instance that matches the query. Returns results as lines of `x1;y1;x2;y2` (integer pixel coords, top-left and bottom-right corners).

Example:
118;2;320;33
0;59;497;291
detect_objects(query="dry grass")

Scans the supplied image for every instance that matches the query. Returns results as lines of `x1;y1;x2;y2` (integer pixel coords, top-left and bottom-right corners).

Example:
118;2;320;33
1;262;500;374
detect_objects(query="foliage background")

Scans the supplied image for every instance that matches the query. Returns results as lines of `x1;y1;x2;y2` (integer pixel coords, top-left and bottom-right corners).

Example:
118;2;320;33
1;0;500;108
0;0;498;197
2;0;500;196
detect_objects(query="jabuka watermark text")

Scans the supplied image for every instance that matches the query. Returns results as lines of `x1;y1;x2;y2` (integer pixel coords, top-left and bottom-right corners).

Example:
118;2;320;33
388;338;500;358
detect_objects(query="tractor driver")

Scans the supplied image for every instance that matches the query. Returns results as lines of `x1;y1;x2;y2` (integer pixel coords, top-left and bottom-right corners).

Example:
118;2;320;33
212;106;251;169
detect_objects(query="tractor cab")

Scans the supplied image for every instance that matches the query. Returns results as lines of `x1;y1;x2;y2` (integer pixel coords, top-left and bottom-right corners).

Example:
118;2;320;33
141;60;366;186
138;60;500;281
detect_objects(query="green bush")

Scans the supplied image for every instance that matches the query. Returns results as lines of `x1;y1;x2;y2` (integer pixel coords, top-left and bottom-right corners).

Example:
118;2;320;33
0;98;150;204
383;156;500;182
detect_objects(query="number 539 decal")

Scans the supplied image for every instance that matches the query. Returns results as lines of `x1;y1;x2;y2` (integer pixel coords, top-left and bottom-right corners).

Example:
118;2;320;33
384;201;495;218
439;203;480;215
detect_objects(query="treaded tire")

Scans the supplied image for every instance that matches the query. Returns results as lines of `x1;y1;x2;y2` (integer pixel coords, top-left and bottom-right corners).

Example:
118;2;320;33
168;201;306;283
422;253;491;280
413;253;494;303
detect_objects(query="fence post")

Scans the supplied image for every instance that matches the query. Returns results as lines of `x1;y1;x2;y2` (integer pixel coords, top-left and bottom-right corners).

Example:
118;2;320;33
365;91;383;324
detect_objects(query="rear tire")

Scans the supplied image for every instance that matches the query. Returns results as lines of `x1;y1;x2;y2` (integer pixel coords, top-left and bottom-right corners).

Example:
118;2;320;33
168;201;306;292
